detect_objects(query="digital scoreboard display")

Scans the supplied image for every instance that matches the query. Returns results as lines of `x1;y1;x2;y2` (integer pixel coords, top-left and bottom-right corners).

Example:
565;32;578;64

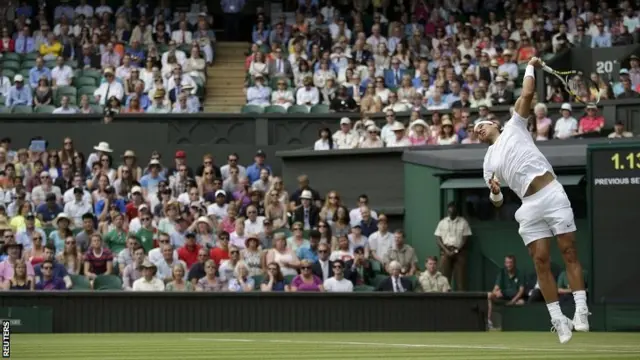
589;143;640;302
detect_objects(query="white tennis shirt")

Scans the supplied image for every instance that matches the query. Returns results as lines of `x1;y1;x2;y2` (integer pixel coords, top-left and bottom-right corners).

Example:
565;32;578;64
482;112;555;199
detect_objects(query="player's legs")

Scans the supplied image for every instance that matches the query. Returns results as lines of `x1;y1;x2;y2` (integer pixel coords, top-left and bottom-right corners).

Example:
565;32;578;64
518;199;573;344
557;231;590;331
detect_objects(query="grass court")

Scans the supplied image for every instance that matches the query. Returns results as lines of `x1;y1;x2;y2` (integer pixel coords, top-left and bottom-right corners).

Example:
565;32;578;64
10;332;640;359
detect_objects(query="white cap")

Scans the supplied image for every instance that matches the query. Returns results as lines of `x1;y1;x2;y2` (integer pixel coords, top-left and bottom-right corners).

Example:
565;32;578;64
340;117;351;125
131;186;142;194
149;159;161;166
560;103;572;112
390;123;405;131
300;190;313;200
40;171;50;177
215;190;226;197
495;76;506;82
14;74;24;82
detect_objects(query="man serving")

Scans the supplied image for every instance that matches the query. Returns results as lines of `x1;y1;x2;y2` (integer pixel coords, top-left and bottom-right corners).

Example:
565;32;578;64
474;57;589;344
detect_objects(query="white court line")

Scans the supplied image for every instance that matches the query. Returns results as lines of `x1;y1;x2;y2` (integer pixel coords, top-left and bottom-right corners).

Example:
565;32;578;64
186;338;640;353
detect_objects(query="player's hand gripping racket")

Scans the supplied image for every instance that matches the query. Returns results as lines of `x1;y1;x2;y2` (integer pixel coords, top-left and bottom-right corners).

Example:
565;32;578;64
540;63;603;104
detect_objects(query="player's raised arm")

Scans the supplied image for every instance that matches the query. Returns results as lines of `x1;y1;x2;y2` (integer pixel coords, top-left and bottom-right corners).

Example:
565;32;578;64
513;57;544;120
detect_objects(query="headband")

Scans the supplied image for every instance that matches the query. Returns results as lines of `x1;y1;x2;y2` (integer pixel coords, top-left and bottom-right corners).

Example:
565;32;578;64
473;120;495;133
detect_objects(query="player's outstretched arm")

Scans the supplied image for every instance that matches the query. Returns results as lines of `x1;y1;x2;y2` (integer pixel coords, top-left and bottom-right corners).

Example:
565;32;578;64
488;175;503;208
513;57;543;121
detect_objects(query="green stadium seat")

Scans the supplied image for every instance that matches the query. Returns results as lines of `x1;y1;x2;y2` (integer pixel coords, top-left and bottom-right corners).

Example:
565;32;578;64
371;274;387;288
405;275;419;291
75;77;97;87
69;274;91;290
21;60;36;69
82;69;102;80
157;44;169;53
90;104;103;113
77;86;97;97
193;77;205;98
251;275;263;290
93;275;123;290
19;69;30;80
178;44;191;54
1;53;21;62
0;107;10;114
370;259;383;274
45;60;58;69
2;60;20;72
56;85;77;99
11;105;32;114
288;105;309;114
284;275;296;284
265;105;287;113
34;105;56;113
241;104;265;114
66;59;78;68
354;285;375;292
518;63;528;72
0;95;4;105
2;69;16;81
310;104;330;113
23;52;39;61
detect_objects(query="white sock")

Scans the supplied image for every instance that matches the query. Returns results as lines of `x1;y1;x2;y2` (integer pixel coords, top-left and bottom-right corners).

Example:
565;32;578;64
573;290;587;309
547;301;564;320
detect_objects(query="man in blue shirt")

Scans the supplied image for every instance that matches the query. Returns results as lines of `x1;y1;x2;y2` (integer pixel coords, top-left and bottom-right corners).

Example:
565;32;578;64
36;193;63;224
297;231;321;262
5;74;33;107
590;22;612;48
95;186;127;221
29;57;52;89
14;25;35;54
246;150;272;183
35;260;67;291
34;244;71;288
140;159;167;197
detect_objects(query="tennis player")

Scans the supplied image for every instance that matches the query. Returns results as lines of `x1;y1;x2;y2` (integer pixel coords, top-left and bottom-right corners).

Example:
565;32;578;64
475;57;589;344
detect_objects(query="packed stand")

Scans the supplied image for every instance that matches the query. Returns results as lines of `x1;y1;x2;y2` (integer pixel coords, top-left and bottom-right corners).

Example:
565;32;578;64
236;0;640;145
0;137;448;292
0;0;215;115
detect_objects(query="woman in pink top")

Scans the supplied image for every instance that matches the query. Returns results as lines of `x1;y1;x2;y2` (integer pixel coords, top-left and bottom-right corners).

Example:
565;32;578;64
290;259;323;292
408;119;430;146
533;103;552;141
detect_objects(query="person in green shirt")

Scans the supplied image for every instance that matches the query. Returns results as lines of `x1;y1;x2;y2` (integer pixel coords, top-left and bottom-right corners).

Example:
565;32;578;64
487;255;525;328
135;214;157;254
104;213;128;258
557;270;587;306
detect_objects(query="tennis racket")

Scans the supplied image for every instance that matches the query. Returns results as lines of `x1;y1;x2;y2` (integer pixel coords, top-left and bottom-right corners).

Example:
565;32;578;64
541;64;604;104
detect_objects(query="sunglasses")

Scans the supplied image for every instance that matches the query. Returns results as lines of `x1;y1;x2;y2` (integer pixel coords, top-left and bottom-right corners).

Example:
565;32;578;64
34;237;42;241
159;240;170;243
300;266;311;270
268;267;278;271
42;266;53;270
204;172;213;175
141;217;151;221
333;265;342;269
230;251;239;255
293;228;302;231
205;265;216;269
318;225;326;228
318;250;328;253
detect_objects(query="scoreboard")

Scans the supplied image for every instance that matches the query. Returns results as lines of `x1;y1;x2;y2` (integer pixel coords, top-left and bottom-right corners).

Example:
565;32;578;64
588;143;640;302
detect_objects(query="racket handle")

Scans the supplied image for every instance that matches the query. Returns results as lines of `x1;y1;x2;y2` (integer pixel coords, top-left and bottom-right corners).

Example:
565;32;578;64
541;64;554;74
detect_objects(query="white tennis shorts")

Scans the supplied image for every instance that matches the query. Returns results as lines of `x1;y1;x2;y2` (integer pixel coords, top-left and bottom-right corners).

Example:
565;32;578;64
514;180;577;245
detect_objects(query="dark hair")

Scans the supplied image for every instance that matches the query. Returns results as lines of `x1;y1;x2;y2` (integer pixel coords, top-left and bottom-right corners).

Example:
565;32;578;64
44;244;56;253
132;243;144;253
332;205;351;224
505;254;516;262
318;128;334;149
426;256;438;263
41;259;54;268
82;212;95;221
333;259;345;268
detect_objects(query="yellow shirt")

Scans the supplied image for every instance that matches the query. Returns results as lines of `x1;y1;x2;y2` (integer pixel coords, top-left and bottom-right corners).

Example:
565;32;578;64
10;216;43;232
39;42;62;57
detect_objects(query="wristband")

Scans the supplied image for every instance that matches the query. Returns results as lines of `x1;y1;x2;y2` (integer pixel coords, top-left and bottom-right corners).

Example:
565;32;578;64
524;65;535;79
490;191;503;202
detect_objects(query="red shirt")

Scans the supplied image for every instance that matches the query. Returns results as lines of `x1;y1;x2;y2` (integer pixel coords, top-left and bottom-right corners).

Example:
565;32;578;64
579;116;605;133
177;244;202;269
125;202;139;221
209;247;230;266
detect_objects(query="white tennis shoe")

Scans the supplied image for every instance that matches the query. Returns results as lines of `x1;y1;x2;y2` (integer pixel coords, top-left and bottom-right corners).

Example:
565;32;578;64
573;306;591;332
551;317;573;344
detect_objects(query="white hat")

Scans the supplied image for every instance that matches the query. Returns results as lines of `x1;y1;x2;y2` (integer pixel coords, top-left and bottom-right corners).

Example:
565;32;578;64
503;49;513;56
215;190;226;198
196;216;213;228
586;103;598;110
490;59;499;67
495;76;506;83
40;170;50;177
53;213;72;228
300;190;313;200
390;122;405;131
410;119;429;130
130;186;142;194
93;142;113;153
366;124;379;132
560;103;572;112
340;117;351;125
149;159;161;166
14;74;24;82
442;118;454;127
363;119;375;128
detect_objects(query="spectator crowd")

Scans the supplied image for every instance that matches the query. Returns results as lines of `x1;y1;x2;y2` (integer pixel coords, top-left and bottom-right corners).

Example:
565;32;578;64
0;0;216;115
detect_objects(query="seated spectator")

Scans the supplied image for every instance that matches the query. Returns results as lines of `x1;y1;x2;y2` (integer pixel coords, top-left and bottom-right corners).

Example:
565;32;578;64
533;103;552;141
320;77;338;105
296;76;320;108
386;123;411;147
269;79;294;109
616;76;640;99
487;255;525;327
122;245;145;290
246;74;271;107
53;96;77;114
291;259;324;292
132;259;165;291
578;104;605;135
15;25;36;54
147;89;171;113
376;260;413;292
383;92;410;112
94;68;125;106
227;262;255;292
261;262;290;291
462;123;481;144
436;118;458;145
408;119;430;146
608;121;634;138
196;259;224;291
3;258;35;290
248;51;269;78
40;33;63;61
33;77;53;107
323;259;353;292
165;263;194;291
185;46;206;82
345;246;374;286
293;60;313;89
330;85;358;112
359;125;384;148
172;21;193;45
418;256;450;293
83;234;114;282
330;234;353;262
35;259;66;290
554;103;579;139
5;75;33;108
49;56;73;88
383;230;417;275
265;233;300;277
